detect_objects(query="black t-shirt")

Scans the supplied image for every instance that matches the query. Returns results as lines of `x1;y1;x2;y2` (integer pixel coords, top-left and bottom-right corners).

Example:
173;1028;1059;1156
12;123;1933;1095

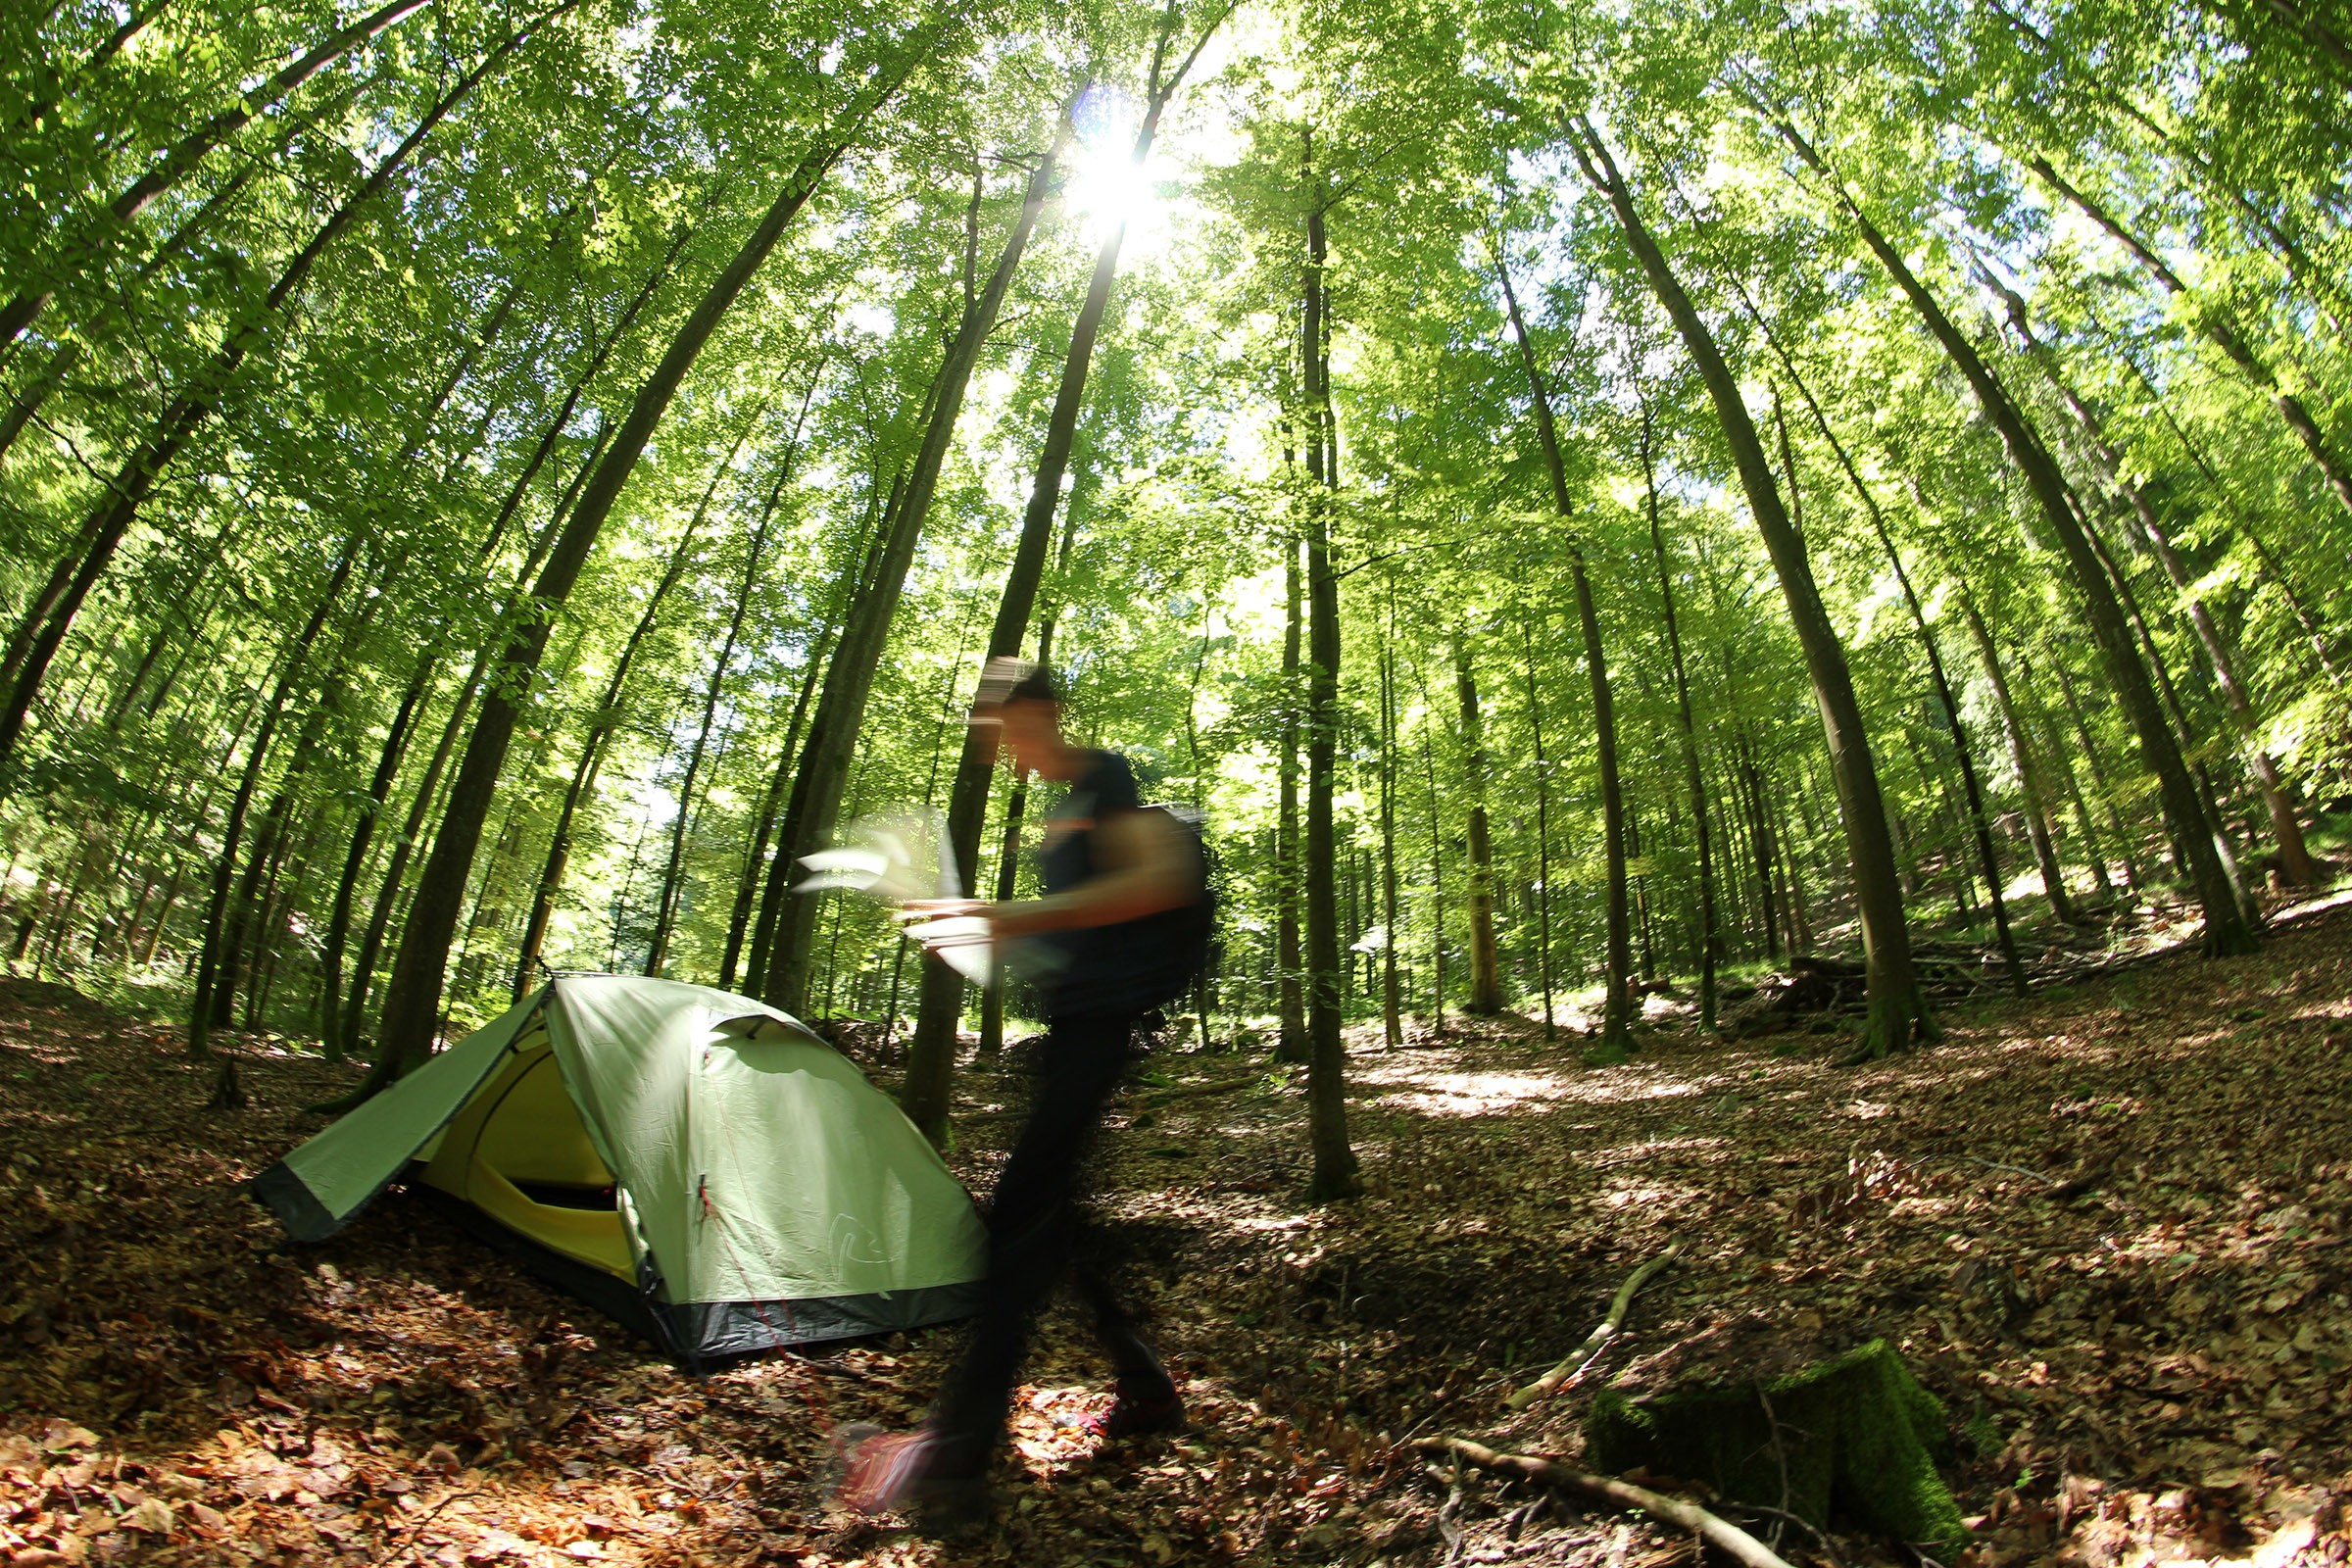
1025;750;1197;1019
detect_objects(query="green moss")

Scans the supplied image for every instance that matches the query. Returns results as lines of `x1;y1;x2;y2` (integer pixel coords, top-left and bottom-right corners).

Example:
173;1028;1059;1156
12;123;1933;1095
1584;1339;1969;1554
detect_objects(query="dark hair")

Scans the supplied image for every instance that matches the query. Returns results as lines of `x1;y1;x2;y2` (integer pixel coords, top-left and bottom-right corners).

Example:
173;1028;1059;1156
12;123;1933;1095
973;656;1061;711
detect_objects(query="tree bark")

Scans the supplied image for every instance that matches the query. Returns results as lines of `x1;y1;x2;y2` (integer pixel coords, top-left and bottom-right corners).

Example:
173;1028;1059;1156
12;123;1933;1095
1453;639;1504;1015
1275;528;1309;1062
1299;159;1356;1200
1382;595;1406;1048
1954;584;2080;922
1635;397;1719;1030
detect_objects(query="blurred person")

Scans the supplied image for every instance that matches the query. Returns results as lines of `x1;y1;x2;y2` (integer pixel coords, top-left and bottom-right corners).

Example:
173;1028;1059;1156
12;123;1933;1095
832;657;1208;1536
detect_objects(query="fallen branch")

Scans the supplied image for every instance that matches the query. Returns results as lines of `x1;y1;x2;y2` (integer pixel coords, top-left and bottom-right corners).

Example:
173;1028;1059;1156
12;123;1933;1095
1504;1243;1680;1410
1417;1437;1796;1568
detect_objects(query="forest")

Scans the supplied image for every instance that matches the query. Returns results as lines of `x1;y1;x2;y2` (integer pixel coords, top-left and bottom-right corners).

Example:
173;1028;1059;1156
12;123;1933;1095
3;0;2351;1562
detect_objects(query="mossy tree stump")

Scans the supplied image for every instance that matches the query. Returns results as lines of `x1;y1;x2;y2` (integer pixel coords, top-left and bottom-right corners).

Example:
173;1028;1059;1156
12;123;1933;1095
1585;1339;1968;1554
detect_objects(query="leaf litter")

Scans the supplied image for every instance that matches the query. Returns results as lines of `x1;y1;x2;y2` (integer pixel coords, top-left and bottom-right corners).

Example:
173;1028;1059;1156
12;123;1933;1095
0;896;2348;1566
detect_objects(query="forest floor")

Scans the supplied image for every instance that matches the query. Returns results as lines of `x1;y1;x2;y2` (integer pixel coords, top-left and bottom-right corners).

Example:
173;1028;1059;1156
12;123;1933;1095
3;895;2351;1568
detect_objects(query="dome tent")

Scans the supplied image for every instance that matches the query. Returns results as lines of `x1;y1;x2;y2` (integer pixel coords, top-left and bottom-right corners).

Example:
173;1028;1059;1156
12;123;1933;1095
250;976;985;1365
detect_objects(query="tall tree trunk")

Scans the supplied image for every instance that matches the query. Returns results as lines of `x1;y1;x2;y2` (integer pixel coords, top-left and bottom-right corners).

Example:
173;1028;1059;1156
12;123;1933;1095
1419;662;1448;1033
977;516;1082;1059
759;128;1064;1017
1498;251;1631;1054
1299;162;1356;1200
511;441;740;994
1453;639;1503;1015
644;401;803;976
2049;651;2152;890
1983;272;2320;887
317;657;432;1057
1951;588;2079;924
1275;529;1309;1062
369;46;923;1082
719;620;836;992
185;536;364;1054
1569;115;1931;1054
899;23;1224;1142
1765;113;2257;956
1751;336;2027;991
1516;619;1555;1039
1636;398;1719;1030
2016;649;2120;900
1381;595;1406;1048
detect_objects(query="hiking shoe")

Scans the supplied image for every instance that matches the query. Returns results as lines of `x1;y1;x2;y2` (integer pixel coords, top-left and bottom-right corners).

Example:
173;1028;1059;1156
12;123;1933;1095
1074;1387;1186;1440
830;1423;934;1516
829;1423;991;1537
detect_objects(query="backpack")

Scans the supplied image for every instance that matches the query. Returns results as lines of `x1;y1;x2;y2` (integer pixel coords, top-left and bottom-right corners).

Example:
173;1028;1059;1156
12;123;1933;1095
1152;804;1221;996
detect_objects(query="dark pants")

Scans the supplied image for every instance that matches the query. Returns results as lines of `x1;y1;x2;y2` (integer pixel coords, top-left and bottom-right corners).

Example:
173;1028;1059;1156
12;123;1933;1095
930;1008;1174;1472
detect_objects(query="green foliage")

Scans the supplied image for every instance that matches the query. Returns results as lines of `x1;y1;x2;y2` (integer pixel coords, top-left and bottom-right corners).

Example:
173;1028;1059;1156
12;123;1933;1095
0;0;2343;1066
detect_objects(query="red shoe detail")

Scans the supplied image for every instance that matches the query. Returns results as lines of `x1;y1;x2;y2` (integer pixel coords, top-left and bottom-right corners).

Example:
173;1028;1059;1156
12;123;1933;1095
830;1425;938;1515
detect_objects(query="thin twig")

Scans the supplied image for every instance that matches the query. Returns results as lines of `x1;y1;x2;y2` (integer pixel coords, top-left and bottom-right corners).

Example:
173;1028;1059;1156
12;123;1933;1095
1725;1503;1847;1568
1505;1243;1681;1410
1755;1381;1791;1553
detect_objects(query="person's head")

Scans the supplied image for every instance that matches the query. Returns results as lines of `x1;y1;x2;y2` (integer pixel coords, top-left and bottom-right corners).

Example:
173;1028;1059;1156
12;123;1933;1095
971;657;1070;778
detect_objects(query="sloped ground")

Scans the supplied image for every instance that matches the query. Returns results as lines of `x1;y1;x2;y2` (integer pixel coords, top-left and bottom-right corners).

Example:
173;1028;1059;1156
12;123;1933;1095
2;895;2349;1568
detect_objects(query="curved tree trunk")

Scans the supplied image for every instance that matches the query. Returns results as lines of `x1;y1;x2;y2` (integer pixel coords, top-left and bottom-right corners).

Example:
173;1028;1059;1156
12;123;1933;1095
370;46;923;1082
759;128;1064;1018
1766;112;2256;956
1568;115;1931;1055
1498;252;1631;1053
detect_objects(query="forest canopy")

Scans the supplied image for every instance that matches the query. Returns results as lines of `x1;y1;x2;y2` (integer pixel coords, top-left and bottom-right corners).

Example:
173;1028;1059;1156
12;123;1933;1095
4;0;2348;1172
